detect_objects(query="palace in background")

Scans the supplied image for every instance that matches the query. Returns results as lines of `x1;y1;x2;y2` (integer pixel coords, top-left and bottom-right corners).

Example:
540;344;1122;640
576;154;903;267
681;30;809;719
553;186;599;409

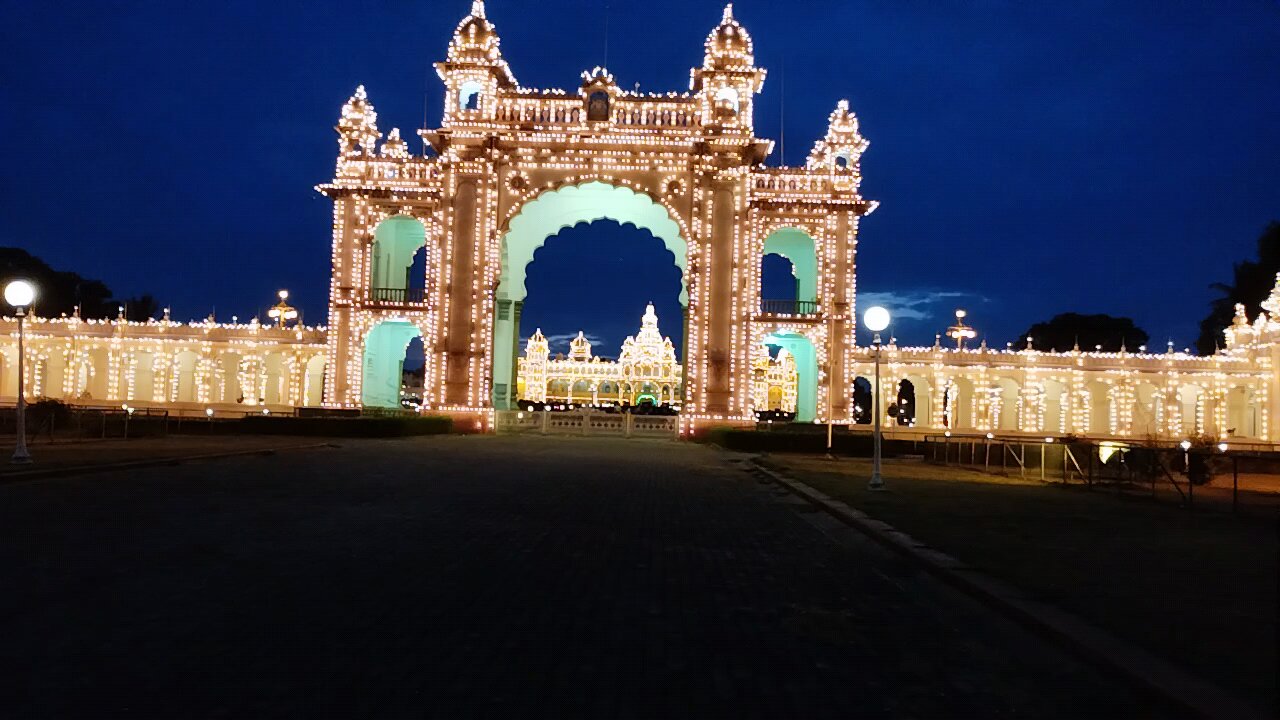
517;304;685;408
513;302;797;411
1;1;1277;443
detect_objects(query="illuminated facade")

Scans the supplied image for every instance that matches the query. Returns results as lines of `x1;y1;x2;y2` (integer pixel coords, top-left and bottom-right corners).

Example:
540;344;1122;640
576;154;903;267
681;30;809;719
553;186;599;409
855;289;1280;440
516;303;687;406
1;1;1274;443
318;2;870;429
752;345;799;413
0;310;326;415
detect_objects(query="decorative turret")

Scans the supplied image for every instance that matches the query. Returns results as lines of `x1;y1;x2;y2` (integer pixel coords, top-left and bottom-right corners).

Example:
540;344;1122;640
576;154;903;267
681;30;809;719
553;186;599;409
435;0;517;123
806;100;869;174
702;4;754;70
1261;271;1280;319
525;327;550;361
581;67;618;123
569;331;593;361
335;85;381;158
380;127;409;159
620;303;678;366
690;5;766;131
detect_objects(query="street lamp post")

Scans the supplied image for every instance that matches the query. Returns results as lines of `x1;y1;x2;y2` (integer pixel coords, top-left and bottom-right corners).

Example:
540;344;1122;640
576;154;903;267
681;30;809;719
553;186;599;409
825;312;836;459
863;306;891;489
268;290;298;329
5;280;37;463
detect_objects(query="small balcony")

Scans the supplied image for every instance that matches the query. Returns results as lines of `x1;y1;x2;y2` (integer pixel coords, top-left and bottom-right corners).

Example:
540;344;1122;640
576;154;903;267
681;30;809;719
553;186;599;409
368;287;428;305
758;299;822;318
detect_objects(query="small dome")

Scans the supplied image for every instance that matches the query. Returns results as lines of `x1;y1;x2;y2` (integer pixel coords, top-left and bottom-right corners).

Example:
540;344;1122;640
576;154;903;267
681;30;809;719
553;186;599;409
451;1;497;50
704;5;754;66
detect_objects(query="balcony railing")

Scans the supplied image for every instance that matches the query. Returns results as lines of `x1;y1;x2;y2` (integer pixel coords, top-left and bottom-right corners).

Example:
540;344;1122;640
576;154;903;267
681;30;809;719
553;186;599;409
369;287;427;304
759;299;820;316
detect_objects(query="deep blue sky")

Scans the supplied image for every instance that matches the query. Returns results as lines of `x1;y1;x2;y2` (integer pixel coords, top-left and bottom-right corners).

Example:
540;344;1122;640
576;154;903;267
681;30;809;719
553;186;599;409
3;0;1278;355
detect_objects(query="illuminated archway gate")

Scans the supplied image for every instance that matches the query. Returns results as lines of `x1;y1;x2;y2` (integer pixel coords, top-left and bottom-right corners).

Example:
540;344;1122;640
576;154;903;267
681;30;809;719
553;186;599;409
318;2;876;429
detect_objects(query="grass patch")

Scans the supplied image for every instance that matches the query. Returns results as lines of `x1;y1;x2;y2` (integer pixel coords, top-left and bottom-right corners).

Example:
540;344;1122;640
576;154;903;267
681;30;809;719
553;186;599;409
764;454;1277;714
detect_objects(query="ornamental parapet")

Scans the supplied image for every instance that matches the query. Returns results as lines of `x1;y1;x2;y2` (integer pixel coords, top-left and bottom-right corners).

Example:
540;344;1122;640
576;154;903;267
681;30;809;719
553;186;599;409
0;316;327;345
855;345;1262;374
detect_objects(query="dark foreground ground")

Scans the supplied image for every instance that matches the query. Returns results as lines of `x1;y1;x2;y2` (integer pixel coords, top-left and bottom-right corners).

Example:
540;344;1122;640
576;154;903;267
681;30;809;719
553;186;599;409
0;436;1166;718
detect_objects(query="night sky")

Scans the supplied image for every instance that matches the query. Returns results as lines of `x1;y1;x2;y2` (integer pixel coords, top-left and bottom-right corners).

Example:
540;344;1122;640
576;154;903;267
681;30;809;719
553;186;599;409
3;1;1278;356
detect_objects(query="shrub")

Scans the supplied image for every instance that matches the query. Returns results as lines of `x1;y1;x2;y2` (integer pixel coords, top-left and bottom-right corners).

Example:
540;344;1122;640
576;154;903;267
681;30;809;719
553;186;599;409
237;415;454;437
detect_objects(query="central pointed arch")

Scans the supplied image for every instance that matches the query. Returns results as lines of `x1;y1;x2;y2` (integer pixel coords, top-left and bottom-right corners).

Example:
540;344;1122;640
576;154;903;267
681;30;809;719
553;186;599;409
492;180;690;409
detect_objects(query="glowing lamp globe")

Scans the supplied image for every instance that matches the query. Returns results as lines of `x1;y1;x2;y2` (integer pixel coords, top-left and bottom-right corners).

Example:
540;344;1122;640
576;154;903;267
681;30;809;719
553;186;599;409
4;279;35;308
863;306;891;332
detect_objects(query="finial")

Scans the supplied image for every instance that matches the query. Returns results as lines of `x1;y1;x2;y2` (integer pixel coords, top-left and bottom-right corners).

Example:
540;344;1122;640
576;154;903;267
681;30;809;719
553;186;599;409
722;3;733;22
353;84;367;100
471;0;486;18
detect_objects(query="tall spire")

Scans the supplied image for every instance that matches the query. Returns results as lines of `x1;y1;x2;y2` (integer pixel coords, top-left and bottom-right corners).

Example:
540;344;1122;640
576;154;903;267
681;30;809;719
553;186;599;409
471;0;485;18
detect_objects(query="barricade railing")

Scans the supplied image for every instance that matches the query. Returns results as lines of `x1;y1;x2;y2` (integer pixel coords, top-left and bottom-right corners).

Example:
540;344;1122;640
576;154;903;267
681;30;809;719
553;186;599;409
922;432;1280;516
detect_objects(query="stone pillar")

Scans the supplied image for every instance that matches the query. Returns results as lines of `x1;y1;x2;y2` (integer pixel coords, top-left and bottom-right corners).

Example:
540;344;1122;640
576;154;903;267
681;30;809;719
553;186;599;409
703;185;736;414
444;178;479;406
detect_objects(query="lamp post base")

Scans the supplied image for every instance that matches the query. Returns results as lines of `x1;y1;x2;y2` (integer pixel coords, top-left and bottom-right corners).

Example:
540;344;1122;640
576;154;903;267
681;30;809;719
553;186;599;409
12;449;32;464
868;472;885;490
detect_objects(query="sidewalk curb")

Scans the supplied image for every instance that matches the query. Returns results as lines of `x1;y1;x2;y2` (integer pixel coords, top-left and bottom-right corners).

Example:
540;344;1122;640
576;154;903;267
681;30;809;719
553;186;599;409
749;457;1262;720
0;442;337;483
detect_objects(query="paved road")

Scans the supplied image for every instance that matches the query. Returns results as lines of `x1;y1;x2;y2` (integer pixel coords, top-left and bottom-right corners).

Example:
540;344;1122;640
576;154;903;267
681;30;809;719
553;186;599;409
0;436;1162;718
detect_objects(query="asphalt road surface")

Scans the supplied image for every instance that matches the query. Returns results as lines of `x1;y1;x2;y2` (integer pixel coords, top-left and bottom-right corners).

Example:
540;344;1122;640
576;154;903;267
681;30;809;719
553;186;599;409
0;436;1165;718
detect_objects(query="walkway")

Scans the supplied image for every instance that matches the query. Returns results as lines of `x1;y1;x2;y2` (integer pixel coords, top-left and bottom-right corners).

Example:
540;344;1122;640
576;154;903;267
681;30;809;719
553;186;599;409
0;436;1158;717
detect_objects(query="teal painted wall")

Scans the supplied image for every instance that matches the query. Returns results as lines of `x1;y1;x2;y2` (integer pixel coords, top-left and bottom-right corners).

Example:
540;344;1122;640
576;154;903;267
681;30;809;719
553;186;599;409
362;320;422;408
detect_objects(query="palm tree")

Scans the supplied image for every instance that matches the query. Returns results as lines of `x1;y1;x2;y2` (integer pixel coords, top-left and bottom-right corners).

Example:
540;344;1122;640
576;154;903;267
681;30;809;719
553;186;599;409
1196;222;1280;355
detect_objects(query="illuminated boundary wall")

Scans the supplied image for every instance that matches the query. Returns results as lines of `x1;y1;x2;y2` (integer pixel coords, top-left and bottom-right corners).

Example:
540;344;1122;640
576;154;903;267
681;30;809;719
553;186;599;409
0;315;327;416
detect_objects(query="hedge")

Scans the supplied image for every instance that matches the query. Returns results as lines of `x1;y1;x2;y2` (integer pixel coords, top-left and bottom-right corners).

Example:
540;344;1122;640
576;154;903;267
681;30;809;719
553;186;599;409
216;415;453;438
702;427;919;457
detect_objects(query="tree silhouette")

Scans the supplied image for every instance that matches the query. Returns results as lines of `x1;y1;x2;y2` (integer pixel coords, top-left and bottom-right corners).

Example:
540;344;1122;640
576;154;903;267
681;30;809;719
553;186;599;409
1015;313;1149;353
0;247;115;318
120;294;161;322
0;247;160;321
1196;222;1280;355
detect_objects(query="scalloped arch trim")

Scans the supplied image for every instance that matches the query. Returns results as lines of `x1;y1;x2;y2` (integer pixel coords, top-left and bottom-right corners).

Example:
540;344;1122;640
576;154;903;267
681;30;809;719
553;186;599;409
500;181;688;305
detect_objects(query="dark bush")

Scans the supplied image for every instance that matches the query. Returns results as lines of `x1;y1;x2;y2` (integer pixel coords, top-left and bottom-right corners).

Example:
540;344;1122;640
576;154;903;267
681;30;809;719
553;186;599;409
703;427;916;457
237;415;454;437
26;398;72;429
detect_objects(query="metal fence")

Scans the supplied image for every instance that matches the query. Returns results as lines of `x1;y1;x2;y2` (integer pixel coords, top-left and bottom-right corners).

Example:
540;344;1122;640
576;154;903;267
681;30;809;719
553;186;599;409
922;432;1280;517
368;287;428;304
759;299;820;315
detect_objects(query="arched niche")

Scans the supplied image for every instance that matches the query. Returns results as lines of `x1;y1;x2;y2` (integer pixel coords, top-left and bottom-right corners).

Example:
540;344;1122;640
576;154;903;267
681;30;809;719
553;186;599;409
761;333;817;422
371;216;427;295
362;319;423;408
761;228;818;306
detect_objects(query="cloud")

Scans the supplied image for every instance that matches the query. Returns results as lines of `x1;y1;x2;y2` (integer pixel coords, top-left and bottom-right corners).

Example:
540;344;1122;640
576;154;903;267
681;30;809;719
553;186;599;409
858;290;986;323
532;332;606;354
